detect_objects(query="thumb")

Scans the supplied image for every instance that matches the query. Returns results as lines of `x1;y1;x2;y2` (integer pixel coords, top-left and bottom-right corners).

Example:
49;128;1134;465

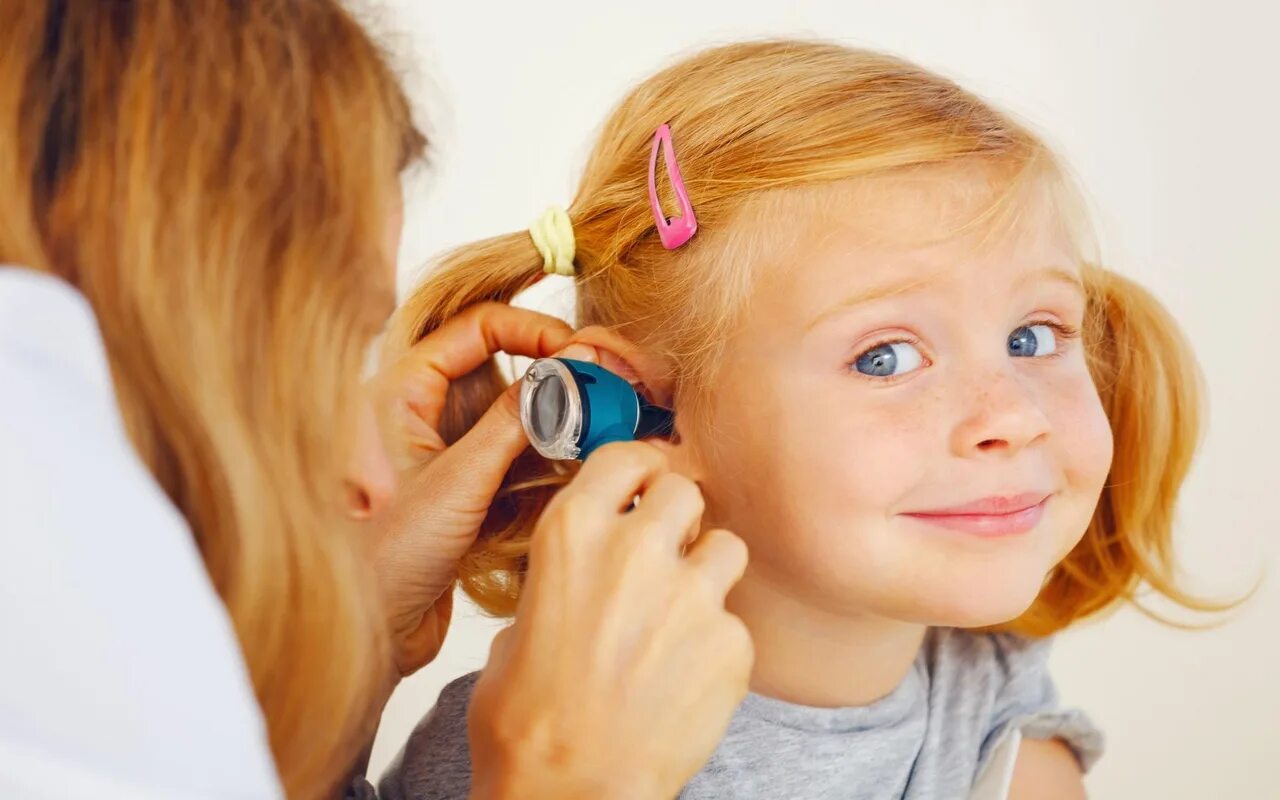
425;344;599;508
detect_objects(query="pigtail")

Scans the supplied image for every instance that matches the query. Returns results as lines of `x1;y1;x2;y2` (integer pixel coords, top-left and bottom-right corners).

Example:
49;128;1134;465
1009;265;1225;636
388;233;545;444
387;231;576;615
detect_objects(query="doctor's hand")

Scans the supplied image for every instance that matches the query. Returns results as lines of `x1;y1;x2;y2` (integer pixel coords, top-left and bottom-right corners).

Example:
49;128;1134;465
466;443;754;800
356;302;586;679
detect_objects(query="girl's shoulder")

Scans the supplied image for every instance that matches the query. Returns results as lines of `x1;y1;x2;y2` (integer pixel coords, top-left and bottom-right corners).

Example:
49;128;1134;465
379;671;481;800
920;627;1103;776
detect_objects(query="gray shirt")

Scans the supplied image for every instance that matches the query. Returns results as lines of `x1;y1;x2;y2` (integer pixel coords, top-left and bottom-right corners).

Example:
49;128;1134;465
379;628;1103;799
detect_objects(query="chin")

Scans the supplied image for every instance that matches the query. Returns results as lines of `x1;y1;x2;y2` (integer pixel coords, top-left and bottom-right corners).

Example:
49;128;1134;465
896;569;1046;629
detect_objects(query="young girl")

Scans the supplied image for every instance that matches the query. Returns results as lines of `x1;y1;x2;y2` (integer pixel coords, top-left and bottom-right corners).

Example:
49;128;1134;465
380;40;1208;799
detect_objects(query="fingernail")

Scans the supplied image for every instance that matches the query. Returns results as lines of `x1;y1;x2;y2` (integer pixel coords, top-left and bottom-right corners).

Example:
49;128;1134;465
556;343;597;362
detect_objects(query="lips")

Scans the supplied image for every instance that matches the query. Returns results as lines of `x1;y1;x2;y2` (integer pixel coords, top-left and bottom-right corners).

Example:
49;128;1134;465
901;492;1051;537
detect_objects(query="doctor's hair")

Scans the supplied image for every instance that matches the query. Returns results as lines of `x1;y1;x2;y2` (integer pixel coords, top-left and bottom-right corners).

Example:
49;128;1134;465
0;1;425;795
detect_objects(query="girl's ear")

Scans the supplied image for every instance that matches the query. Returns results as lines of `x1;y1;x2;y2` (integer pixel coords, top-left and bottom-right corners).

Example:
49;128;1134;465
565;325;676;408
563;326;707;482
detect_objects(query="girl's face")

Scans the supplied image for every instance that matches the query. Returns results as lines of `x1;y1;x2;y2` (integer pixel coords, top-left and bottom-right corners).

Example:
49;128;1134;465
685;167;1113;627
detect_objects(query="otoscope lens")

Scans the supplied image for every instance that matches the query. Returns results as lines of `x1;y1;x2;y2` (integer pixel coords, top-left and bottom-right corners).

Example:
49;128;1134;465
529;375;568;444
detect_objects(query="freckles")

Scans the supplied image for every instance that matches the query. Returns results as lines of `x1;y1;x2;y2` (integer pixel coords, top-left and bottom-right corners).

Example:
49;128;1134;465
836;397;932;450
881;386;951;450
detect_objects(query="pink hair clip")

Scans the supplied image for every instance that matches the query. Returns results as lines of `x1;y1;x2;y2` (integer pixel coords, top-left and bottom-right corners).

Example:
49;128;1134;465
647;123;698;249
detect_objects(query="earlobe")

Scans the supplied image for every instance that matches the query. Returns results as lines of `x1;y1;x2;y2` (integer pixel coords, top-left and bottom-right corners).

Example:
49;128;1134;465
344;392;397;519
641;433;702;478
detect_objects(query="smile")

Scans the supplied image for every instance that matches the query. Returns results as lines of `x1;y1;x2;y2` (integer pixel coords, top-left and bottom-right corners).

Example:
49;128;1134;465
900;493;1051;538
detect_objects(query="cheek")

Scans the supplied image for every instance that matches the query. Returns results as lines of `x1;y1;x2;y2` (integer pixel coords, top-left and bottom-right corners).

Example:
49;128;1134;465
729;373;936;551
800;385;934;513
1032;364;1113;571
1040;366;1114;492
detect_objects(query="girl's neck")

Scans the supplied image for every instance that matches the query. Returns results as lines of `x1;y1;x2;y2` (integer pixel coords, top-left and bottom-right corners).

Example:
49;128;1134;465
727;567;927;709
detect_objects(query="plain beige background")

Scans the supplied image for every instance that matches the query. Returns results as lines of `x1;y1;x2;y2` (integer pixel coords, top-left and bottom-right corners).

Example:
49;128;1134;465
367;1;1280;796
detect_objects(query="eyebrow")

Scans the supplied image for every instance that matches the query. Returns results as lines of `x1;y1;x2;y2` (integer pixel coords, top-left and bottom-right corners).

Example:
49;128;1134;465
804;274;936;331
806;264;1086;332
1015;264;1086;293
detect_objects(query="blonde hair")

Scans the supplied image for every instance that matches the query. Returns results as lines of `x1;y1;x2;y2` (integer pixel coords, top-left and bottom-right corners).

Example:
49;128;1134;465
0;2;425;796
391;40;1210;635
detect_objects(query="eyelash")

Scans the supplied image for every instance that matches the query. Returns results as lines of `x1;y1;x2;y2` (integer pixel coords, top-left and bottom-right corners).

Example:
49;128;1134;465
1027;319;1081;358
848;318;1082;379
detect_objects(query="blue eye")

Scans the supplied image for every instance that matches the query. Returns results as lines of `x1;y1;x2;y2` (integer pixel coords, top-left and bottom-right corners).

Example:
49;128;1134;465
1008;324;1058;358
853;342;925;378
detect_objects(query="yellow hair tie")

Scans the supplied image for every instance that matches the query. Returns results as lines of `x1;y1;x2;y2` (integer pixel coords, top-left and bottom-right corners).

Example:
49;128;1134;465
528;206;576;277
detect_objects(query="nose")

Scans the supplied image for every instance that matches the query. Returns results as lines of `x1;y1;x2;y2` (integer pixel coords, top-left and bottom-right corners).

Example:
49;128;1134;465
345;396;397;520
949;364;1051;458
